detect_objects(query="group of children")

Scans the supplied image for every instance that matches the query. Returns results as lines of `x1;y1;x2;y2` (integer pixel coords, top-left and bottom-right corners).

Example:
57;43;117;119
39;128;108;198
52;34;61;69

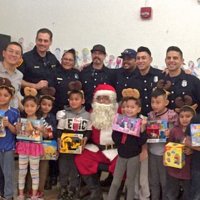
108;86;197;200
0;75;199;200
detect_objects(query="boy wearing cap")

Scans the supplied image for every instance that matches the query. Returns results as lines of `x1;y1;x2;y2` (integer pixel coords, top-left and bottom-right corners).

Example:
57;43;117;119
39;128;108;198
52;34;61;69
80;44;115;111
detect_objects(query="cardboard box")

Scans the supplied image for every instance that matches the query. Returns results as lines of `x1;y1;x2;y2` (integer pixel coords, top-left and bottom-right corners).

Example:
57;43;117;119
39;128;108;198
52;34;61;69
16;118;43;142
112;114;141;137
147;120;168;143
164;142;185;169
59;133;83;154
41;140;58;160
190;124;200;146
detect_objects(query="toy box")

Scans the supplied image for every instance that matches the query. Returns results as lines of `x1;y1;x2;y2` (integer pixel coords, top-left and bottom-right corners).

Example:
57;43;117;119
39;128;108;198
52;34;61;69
112;114;141;137
59;133;83;154
146;120;168;143
16;118;43;142
0;116;6;137
41;140;58;160
190;124;200;146
164;142;185;169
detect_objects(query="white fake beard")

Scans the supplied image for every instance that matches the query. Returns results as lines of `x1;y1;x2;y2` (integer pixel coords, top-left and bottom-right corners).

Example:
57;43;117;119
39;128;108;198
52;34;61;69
91;102;117;130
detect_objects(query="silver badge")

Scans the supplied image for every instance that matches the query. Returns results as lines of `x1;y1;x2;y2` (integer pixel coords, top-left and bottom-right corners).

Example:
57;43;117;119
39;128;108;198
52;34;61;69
153;76;158;83
75;73;79;79
182;80;187;87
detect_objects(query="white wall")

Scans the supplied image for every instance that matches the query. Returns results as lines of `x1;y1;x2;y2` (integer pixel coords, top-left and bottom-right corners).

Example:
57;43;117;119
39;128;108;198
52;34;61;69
0;0;200;67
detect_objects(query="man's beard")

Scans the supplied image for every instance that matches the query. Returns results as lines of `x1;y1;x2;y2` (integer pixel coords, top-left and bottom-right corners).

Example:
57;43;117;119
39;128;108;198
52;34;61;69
91;102;117;130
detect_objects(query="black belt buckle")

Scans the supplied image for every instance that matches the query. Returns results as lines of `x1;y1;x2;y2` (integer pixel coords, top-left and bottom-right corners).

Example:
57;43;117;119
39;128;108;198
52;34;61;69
105;144;114;150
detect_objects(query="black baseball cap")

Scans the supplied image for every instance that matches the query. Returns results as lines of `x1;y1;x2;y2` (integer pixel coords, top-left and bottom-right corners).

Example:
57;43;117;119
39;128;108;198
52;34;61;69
91;44;106;54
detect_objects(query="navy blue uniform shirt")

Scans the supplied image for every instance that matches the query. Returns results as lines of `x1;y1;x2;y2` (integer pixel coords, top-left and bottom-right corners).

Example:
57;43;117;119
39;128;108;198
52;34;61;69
114;67;139;102
80;63;115;111
127;67;164;116
163;70;200;113
18;46;59;88
53;66;80;113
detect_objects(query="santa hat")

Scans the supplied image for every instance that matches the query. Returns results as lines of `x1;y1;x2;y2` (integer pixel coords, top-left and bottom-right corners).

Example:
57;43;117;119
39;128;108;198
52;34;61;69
93;84;117;102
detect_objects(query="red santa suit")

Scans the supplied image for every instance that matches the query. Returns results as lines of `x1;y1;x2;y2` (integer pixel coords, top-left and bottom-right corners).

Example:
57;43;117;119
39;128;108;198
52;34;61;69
75;84;118;175
75;126;118;175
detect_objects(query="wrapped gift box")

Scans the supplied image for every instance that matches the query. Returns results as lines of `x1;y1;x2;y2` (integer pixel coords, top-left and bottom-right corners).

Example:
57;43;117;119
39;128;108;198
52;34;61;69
59;133;83;154
190;124;200;146
112;114;141;137
16;118;43;142
41;140;58;160
147;120;168;143
164;142;185;169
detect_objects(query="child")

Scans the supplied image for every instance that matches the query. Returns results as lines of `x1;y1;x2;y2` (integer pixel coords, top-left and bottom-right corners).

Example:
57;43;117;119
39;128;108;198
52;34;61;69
107;88;147;200
0;78;19;200
56;81;92;200
148;88;178;200
37;87;57;198
16;88;44;200
166;104;195;200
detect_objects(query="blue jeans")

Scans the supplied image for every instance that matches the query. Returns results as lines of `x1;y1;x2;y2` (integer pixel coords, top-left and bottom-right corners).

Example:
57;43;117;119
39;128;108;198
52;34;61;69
0;150;15;199
191;151;200;200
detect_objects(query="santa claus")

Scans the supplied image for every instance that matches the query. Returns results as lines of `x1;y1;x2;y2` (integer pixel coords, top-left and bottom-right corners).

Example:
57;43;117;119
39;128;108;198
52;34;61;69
75;84;118;200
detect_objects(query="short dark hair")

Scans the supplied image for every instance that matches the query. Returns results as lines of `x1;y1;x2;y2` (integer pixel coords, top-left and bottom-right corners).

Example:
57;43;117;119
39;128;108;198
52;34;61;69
123;96;141;107
179;106;196;116
68;90;84;99
137;46;151;56
22;95;39;106
166;46;183;58
36;28;53;40
4;42;23;54
151;88;168;99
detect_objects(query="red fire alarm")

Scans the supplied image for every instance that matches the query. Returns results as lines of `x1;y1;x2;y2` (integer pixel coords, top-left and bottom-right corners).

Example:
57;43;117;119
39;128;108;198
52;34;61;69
140;7;152;19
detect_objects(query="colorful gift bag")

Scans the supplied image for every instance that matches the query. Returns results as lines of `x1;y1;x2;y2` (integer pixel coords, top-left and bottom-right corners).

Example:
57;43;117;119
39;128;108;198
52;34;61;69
112;114;141;137
146;120;168;143
16;118;43;142
41;140;58;160
59;133;83;154
164;142;185;169
190;124;200;146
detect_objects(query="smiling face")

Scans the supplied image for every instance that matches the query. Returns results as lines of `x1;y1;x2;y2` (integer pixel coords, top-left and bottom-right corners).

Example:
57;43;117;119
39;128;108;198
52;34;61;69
179;111;193;128
136;52;152;74
165;51;183;75
0;88;12;107
61;52;75;70
122;57;136;71
91;51;106;68
35;32;52;56
24;99;38;118
68;93;85;111
40;98;53;115
125;99;141;118
3;44;22;66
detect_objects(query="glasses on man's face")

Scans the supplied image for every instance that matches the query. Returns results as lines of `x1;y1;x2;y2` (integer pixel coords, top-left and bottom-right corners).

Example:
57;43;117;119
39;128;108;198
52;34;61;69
96;95;110;102
62;58;74;62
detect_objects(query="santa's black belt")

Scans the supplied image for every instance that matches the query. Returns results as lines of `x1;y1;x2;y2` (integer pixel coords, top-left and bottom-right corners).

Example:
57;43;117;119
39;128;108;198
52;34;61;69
98;144;117;150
